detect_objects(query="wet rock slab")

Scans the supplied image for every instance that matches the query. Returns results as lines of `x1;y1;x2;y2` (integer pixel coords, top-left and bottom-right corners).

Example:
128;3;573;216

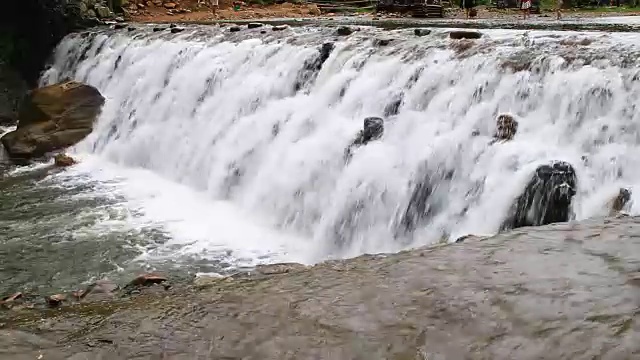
2;217;640;358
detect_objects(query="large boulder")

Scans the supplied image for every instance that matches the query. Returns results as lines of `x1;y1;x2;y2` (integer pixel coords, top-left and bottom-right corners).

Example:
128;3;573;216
1;81;105;160
500;161;577;231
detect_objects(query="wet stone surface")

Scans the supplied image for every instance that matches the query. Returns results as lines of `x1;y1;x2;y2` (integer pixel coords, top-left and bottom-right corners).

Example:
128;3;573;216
1;216;640;358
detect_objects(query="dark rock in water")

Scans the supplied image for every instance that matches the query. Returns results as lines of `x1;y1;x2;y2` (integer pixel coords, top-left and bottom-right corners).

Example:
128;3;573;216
272;25;288;31
260;30;267;34
414;28;431;36
128;26;136;32
171;27;185;33
153;27;166;32
399;163;454;234
344;117;384;162
471;129;481;137
450;30;482;40
0;81;105;161
383;94;403;117
114;23;127;30
337;26;353;36
127;274;168;287
248;22;264;29
294;42;335;92
356;117;384;145
491;113;518;143
608;188;632;215
374;38;393;47
229;26;242;32
46;294;66;308
500;161;577;231
169;24;177;28
454;234;485;243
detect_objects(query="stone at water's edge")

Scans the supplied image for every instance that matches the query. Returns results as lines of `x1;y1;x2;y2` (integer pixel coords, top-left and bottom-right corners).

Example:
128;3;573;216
0;81;105;161
3;217;640;358
449;30;483;39
53;153;77;167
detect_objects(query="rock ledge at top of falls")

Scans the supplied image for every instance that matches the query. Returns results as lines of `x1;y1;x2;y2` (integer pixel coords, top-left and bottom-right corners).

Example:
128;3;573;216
0;81;105;161
2;215;640;359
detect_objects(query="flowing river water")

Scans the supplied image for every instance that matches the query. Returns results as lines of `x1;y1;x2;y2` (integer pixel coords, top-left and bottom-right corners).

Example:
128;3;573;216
3;22;640;295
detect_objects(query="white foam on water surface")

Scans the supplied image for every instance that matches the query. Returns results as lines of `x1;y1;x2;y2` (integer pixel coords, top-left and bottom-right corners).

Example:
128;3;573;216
50;154;314;265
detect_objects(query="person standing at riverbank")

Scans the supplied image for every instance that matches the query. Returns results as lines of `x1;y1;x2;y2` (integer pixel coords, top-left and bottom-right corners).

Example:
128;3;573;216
460;0;476;19
521;0;531;20
556;0;563;20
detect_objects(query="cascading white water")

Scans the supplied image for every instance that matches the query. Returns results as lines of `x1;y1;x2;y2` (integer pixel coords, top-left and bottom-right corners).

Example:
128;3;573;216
41;24;640;265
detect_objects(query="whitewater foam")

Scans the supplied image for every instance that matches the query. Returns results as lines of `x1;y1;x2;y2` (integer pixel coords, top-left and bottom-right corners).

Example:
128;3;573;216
37;24;640;265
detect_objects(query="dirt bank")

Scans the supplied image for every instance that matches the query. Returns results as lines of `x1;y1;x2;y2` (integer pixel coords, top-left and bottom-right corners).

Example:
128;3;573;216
125;0;640;23
2;215;640;359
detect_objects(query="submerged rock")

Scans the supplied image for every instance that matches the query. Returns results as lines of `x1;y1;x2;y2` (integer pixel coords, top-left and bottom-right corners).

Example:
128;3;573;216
449;30;482;40
294;42;335;91
229;26;242;32
344;117;384;162
337;26;353;36
399;163;454;234
454;234;485;243
414;28;431;36
374;38;393;47
608;187;632;216
170;27;185;33
1;81;105;161
272;25;289;31
127;274;168;287
248;22;264;29
501;161;577;231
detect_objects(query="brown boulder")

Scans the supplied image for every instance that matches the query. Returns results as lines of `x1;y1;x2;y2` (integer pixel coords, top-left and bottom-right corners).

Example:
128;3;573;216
46;294;66;307
54;153;77;167
0;81;105;161
164;2;177;9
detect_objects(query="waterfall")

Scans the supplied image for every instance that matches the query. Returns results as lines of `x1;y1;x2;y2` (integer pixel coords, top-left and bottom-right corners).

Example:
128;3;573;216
41;24;640;264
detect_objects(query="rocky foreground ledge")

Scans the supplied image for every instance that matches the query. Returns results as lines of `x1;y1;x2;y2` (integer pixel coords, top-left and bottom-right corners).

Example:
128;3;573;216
2;216;640;359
